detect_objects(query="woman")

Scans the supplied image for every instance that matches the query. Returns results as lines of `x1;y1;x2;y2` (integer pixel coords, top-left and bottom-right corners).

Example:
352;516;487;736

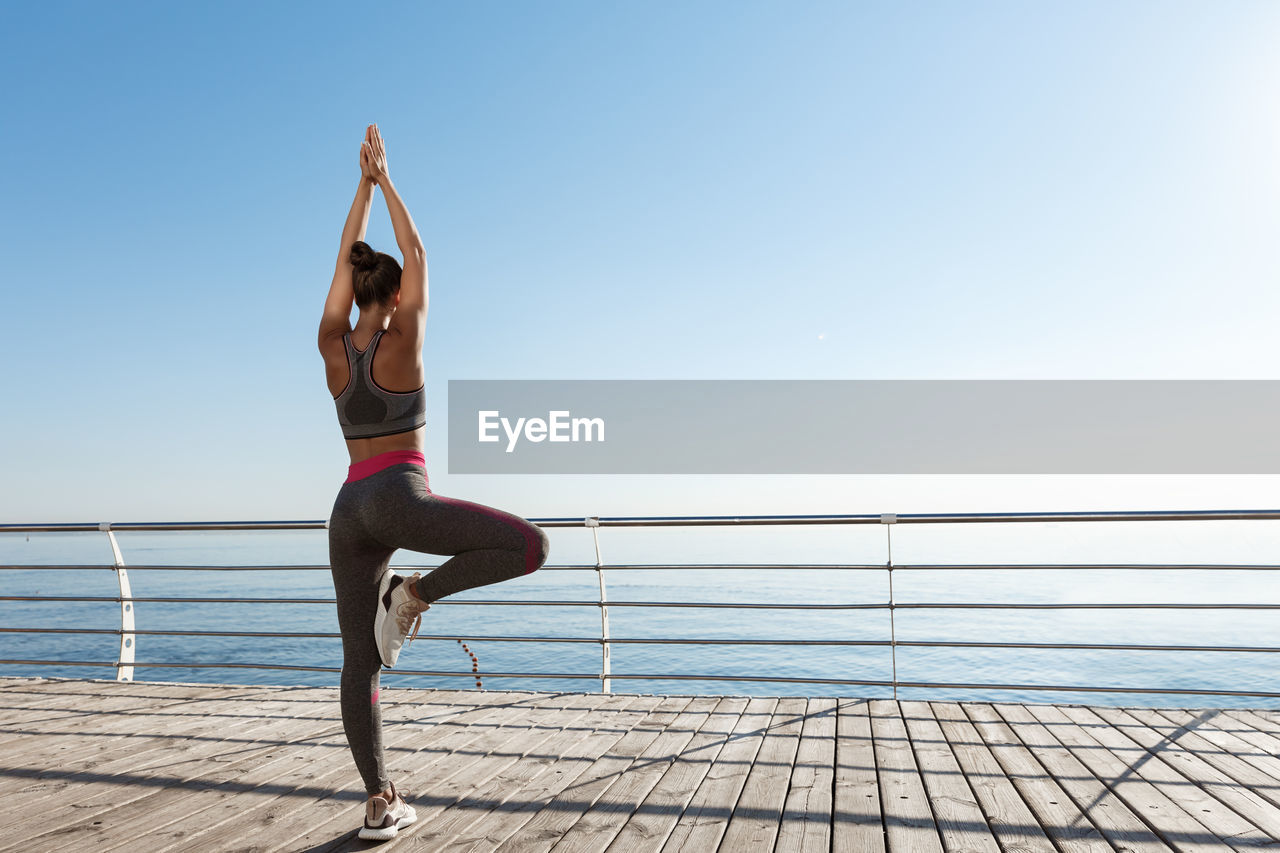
318;124;550;842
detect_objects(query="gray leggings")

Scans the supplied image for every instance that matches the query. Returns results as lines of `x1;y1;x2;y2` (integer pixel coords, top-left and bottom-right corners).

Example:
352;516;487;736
327;462;550;795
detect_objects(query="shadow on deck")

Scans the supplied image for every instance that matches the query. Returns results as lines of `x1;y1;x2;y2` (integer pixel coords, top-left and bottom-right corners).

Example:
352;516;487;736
1;676;1278;852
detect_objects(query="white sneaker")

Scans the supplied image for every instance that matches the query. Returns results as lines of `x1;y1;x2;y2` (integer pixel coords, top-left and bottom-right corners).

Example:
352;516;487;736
359;781;417;841
374;570;430;668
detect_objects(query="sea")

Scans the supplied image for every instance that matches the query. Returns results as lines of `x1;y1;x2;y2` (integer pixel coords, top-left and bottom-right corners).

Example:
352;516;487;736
2;518;1279;709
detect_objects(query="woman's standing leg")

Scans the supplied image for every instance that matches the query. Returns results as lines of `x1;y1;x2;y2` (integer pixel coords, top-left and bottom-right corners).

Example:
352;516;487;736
329;484;397;795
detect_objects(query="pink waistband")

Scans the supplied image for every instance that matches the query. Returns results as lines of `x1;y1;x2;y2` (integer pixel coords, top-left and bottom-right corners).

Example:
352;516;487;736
345;450;427;484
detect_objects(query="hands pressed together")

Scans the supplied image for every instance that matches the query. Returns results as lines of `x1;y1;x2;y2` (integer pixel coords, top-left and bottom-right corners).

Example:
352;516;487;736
360;123;390;187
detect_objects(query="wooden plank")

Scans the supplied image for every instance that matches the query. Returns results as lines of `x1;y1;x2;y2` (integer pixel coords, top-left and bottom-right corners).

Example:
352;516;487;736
360;691;641;853
1061;705;1280;848
0;688;350;852
0;683;288;768
717;696;808;852
488;695;695;853
0;679;261;733
83;702;363;852
0;678;179;708
0;680;75;700
963;703;1112;853
542;696;726;853
991;703;1172;853
183;686;627;845
1219;709;1280;756
1075;701;1280;845
601;696;751;853
104;688;501;851
1026;703;1260;853
13;678;1280;853
174;690;621;852
832;698;885;853
0;687;256;751
0;685;326;800
1148;707;1280;787
0;684;356;807
0;678;151;698
929;702;1055;853
0;678;227;701
1104;706;1280;819
0;678;269;713
774;696;837;853
1194;709;1275;737
870;698;944;853
151;688;560;853
367;692;656;852
1223;707;1280;741
656;696;777;853
286;686;665;845
898;700;1000;853
0;681;277;744
439;693;675;853
545;696;724;853
0;688;323;797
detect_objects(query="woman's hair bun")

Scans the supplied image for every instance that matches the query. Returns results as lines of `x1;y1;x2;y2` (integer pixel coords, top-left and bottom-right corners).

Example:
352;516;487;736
348;239;402;309
349;240;378;271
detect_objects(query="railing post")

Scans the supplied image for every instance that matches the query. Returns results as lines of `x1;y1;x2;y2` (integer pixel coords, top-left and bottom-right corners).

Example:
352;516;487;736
587;516;610;693
101;523;135;682
881;513;897;700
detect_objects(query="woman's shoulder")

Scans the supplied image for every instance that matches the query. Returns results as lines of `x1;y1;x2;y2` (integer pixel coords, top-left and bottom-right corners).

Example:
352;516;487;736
375;323;421;349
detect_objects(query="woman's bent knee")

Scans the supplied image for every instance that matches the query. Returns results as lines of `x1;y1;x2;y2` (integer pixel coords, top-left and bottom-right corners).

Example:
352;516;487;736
524;523;550;575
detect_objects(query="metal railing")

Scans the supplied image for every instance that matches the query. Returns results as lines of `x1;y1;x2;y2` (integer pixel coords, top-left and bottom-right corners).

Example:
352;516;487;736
2;509;1279;699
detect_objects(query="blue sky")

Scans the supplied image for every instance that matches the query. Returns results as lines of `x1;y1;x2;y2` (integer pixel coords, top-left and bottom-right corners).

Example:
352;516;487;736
1;1;1278;522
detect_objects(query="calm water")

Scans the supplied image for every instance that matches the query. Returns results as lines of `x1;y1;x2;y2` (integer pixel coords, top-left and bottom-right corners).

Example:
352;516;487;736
2;520;1279;709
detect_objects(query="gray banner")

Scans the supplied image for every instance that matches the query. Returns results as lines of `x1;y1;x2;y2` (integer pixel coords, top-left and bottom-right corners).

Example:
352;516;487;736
446;380;1280;474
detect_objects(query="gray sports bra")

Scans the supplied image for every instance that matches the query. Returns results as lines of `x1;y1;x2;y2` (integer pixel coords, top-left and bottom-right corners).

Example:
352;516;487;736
333;329;426;439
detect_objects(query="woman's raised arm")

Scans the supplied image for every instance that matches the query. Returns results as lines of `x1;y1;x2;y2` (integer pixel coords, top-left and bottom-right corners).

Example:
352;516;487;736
364;124;427;337
318;128;377;348
378;178;427;330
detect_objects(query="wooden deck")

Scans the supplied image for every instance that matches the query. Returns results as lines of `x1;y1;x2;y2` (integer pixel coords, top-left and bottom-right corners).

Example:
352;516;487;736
1;678;1278;852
